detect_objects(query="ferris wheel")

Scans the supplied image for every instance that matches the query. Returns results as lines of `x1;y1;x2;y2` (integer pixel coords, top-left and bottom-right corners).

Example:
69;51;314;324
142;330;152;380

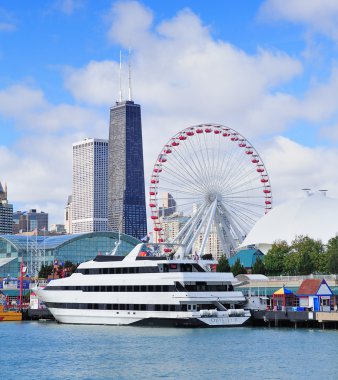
149;123;272;259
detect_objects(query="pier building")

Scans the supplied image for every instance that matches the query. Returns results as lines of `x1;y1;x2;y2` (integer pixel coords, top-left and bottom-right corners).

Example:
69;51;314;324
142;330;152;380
240;190;338;253
0;232;139;277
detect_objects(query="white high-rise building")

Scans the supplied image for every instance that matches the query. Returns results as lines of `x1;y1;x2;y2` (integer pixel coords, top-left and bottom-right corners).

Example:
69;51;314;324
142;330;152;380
71;138;108;233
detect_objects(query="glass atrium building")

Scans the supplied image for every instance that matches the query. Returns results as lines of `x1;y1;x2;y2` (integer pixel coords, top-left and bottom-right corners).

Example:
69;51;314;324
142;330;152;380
0;232;139;277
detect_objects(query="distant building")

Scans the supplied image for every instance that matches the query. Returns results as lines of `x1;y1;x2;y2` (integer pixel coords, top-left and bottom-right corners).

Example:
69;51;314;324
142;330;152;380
108;100;147;240
157;213;190;243
71;138;108;233
228;248;265;273
159;192;176;217
50;224;66;234
64;195;72;234
0;181;13;234
13;209;48;233
194;227;223;260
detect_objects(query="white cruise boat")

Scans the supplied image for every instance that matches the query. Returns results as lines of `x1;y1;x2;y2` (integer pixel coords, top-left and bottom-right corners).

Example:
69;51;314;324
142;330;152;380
36;244;251;327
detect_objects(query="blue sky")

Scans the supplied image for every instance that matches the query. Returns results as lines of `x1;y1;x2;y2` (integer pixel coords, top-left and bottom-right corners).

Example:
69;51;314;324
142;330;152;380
1;0;338;225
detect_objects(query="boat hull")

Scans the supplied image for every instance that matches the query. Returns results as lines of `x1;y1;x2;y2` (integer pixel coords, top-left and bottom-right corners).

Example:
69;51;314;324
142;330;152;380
46;308;250;327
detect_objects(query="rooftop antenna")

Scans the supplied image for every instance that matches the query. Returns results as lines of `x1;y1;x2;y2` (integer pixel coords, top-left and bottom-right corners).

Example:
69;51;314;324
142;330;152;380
119;50;123;102
128;48;132;101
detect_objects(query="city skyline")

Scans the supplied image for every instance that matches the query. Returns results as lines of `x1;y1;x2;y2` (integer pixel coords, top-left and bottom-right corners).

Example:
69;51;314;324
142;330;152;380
2;1;338;225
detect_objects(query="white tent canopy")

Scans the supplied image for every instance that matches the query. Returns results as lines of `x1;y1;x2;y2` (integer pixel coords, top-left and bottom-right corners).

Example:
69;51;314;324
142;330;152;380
240;191;338;253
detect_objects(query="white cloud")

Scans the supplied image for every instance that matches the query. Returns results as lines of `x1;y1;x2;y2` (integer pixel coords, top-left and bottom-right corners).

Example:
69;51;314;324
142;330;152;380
0;84;107;134
0;7;17;32
0;22;16;31
63;61;118;105
262;136;338;204
107;1;154;47
4;1;338;227
260;0;338;43
65;3;303;142
52;0;84;15
0;83;109;224
62;1;338;212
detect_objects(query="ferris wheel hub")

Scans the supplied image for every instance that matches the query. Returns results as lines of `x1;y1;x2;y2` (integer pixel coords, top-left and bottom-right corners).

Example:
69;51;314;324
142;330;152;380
206;191;222;204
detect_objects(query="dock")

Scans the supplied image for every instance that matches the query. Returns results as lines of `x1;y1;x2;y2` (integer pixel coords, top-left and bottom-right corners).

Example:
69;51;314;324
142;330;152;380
252;309;338;328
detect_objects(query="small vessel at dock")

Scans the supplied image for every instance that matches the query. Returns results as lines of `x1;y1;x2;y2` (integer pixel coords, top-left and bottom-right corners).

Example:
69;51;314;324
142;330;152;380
0;305;22;321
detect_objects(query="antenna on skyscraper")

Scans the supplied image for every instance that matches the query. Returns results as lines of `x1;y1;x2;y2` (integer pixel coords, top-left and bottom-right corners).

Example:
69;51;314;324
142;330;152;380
119;50;123;102
128;48;132;101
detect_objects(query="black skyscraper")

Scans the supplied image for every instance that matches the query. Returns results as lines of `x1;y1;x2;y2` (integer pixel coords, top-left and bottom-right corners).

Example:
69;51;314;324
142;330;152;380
108;100;147;240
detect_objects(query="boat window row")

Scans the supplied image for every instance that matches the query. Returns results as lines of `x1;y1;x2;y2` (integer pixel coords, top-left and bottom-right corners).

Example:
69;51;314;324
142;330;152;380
44;283;233;292
44;284;176;292
161;263;205;273
74;263;205;275
75;266;159;275
183;282;234;292
45;302;192;312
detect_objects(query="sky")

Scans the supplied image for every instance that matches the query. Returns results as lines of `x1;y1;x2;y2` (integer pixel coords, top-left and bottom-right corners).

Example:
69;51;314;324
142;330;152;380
2;0;338;225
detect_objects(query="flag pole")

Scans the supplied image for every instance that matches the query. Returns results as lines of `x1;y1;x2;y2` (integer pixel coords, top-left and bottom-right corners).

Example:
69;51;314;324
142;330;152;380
19;254;23;310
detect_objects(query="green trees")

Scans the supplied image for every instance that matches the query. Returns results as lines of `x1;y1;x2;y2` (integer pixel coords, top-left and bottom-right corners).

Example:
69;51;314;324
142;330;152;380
264;240;289;275
216;255;231;272
252;257;265;274
327;236;338;274
288;236;324;275
38;264;53;279
231;258;246;276
264;236;328;275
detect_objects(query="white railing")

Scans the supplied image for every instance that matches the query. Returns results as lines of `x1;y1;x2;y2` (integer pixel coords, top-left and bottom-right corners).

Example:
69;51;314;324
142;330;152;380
267;274;338;281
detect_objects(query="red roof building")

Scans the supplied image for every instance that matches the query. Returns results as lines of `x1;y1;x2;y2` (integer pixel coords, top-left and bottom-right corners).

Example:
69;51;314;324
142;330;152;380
296;279;334;312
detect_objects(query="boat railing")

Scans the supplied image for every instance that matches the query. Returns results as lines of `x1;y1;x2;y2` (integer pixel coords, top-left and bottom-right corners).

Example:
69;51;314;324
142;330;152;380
268;274;338;281
31;279;49;289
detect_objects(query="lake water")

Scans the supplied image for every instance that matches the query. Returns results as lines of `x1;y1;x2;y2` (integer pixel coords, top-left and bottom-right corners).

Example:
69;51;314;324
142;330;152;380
1;322;337;379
